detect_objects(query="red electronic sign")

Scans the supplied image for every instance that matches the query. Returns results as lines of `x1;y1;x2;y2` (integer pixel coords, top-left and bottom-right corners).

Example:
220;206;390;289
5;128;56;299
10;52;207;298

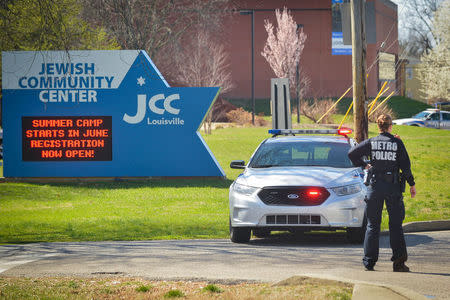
22;116;112;161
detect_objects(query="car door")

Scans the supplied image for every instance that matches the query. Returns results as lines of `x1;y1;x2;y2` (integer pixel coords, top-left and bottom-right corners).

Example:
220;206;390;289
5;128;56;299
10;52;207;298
425;112;440;128
441;112;450;129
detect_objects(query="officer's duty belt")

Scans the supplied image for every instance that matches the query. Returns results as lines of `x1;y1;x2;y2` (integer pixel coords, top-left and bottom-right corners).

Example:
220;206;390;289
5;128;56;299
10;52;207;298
374;171;399;183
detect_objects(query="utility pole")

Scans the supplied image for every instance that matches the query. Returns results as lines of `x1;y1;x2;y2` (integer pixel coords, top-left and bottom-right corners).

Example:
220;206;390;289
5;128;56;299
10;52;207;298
350;0;368;142
239;9;255;125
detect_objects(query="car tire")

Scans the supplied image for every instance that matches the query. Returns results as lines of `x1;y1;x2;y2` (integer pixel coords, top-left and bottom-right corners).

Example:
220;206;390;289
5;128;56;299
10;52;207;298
229;219;251;243
253;228;271;238
347;217;367;244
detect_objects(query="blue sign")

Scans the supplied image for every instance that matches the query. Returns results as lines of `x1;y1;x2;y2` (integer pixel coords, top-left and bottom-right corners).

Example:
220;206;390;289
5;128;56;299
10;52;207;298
331;0;352;56
2;50;225;177
332;32;352;56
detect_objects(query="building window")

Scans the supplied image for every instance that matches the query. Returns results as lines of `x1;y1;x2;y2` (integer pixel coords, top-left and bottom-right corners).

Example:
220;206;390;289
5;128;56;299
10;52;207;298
406;68;413;80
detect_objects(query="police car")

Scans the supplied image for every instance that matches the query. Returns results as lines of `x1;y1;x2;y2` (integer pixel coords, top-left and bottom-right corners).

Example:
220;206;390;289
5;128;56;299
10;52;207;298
229;128;367;243
393;109;450;129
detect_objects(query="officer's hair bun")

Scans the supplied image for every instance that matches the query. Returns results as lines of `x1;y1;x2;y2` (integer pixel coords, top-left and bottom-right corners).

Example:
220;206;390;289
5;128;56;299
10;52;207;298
377;114;392;132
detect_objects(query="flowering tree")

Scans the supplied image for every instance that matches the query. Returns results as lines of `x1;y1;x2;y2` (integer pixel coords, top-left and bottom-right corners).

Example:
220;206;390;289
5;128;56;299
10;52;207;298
418;1;449;102
261;7;307;122
174;30;234;134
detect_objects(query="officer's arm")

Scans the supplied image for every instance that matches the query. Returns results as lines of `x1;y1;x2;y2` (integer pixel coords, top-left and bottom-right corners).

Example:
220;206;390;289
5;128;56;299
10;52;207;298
348;139;371;168
397;139;415;186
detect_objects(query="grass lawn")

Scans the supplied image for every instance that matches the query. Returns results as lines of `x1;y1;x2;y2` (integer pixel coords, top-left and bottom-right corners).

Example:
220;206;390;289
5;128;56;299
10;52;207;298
0;276;353;300
0;122;449;243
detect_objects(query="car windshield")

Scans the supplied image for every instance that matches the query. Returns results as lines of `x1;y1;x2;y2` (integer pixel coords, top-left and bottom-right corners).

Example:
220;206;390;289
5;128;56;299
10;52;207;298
412;111;431;120
249;141;353;168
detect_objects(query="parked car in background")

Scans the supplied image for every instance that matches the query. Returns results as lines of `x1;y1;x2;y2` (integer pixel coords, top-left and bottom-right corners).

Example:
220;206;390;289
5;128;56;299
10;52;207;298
229;128;367;244
393;109;450;129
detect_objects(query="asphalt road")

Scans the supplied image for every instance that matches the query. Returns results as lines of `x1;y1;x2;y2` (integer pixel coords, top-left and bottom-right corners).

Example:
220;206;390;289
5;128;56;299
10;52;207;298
1;230;449;299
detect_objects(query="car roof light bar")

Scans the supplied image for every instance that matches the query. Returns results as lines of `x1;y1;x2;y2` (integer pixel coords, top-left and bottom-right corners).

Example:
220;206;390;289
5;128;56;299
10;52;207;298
337;128;353;136
269;128;352;137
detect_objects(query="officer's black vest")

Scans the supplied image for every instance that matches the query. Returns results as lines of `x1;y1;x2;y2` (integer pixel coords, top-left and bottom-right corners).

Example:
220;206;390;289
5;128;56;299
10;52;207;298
369;133;400;173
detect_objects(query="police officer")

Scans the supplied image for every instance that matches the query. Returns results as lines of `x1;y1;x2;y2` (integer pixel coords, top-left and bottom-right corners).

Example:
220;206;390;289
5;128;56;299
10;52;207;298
348;114;416;272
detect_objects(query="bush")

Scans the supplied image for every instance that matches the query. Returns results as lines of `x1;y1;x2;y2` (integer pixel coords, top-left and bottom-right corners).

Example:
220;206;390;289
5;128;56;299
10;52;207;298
300;99;336;124
255;117;269;127
368;103;396;123
164;289;184;298
136;285;151;293
202;284;223;293
226;107;268;126
226;107;252;125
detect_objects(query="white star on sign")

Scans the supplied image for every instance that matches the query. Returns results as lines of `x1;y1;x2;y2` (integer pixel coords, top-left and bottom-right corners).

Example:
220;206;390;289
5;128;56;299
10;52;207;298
137;76;145;86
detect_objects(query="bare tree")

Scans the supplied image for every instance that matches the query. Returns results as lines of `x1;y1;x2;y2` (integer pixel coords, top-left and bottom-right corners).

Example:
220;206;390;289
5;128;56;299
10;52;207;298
400;0;444;57
174;30;234;134
261;7;307;123
295;65;311;117
81;0;231;68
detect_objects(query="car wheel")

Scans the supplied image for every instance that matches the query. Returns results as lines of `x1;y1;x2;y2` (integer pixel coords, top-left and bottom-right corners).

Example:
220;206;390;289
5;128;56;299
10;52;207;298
347;217;367;244
253;228;271;238
229;219;251;243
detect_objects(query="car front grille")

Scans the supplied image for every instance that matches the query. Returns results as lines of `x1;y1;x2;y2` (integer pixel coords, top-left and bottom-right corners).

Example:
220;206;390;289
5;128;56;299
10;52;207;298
266;214;321;225
258;186;330;206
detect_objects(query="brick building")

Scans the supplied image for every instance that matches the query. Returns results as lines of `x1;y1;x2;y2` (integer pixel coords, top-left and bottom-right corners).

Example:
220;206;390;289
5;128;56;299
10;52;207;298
226;0;399;100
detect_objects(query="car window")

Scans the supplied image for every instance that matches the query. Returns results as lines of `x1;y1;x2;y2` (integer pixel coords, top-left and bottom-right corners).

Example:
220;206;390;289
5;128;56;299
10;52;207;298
429;113;439;120
442;113;450;121
249;141;353;168
412;111;430;119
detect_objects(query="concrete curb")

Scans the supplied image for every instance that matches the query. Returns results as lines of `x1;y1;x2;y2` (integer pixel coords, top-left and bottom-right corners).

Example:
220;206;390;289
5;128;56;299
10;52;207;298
380;220;450;236
402;220;450;233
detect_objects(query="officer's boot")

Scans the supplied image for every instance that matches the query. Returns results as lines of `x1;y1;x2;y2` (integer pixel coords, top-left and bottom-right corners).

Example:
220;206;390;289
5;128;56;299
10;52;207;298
393;255;410;272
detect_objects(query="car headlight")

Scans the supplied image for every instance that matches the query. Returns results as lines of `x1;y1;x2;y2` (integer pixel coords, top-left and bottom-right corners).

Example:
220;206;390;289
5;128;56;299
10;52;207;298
332;183;362;196
232;182;259;196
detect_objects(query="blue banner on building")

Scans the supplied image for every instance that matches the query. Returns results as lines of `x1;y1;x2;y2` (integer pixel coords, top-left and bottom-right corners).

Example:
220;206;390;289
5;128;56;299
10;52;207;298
332;0;352;55
331;32;352;55
2;50;225;177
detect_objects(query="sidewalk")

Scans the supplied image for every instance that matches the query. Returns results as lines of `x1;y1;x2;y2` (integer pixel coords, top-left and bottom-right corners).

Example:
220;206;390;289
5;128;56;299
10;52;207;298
352;284;428;300
353;220;450;300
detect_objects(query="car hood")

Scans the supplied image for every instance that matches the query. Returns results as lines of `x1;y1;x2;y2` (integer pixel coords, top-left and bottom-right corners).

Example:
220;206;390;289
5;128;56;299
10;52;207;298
393;118;424;125
236;166;362;188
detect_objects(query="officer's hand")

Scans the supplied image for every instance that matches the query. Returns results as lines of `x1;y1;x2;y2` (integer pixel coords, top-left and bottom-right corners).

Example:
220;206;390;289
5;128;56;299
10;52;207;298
365;163;372;170
394;134;401;140
410;185;416;198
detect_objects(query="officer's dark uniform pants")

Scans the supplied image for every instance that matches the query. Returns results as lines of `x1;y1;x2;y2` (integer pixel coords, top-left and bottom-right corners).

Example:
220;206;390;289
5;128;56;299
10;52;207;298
363;181;407;268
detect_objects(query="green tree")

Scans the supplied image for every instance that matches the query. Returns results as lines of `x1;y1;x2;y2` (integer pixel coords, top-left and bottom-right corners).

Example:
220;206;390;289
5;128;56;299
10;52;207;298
0;0;118;51
0;0;119;125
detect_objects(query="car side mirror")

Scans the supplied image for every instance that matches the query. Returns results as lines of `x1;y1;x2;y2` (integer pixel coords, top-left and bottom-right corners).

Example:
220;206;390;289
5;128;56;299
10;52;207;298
230;160;246;169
